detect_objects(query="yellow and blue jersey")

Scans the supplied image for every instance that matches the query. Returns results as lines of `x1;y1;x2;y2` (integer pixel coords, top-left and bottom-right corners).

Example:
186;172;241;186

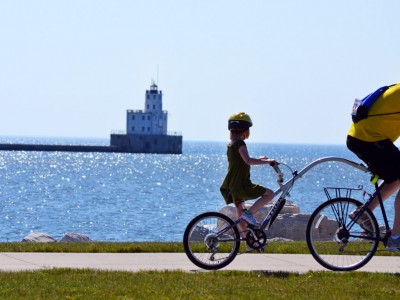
348;82;400;142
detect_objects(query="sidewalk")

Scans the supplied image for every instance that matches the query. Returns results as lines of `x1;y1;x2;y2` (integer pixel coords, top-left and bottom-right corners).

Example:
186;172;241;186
1;253;400;273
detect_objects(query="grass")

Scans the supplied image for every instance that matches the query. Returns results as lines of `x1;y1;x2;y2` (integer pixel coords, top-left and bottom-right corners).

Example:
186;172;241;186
0;269;400;299
0;241;302;253
0;241;185;253
0;241;315;254
1;241;400;299
0;241;399;256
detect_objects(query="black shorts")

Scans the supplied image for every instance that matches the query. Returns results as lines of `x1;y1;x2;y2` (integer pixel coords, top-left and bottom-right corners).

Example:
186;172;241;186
347;135;400;183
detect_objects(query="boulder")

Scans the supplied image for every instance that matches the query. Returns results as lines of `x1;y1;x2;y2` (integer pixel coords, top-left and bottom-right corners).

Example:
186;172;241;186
267;213;312;240
304;214;339;241
59;232;91;242
22;232;57;243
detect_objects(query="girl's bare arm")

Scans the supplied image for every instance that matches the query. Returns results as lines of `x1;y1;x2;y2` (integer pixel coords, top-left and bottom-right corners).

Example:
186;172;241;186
238;145;276;166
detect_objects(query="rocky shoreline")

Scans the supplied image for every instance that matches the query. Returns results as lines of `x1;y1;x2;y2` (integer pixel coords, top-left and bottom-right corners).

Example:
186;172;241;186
22;232;91;243
19;201;331;243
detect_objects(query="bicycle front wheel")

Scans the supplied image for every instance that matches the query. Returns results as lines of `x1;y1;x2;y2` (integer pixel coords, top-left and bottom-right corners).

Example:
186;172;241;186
306;198;379;271
183;212;241;270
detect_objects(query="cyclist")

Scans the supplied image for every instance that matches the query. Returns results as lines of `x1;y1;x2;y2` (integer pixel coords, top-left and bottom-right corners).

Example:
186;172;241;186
347;82;400;250
220;112;277;239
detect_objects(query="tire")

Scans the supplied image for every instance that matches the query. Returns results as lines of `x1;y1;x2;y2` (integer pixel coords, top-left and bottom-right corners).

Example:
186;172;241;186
306;198;379;271
183;212;241;270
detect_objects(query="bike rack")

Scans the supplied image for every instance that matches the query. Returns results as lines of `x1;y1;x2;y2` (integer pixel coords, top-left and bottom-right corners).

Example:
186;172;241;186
324;186;363;200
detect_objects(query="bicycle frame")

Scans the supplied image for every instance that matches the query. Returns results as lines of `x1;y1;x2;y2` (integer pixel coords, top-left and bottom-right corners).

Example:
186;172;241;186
260;156;369;231
220;156;370;237
347;181;392;240
184;156;389;270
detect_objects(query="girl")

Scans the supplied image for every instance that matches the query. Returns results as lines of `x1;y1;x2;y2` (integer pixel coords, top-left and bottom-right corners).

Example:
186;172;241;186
220;112;277;237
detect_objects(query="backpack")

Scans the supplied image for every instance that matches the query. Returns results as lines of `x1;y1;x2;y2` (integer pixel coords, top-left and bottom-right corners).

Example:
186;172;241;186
351;84;398;123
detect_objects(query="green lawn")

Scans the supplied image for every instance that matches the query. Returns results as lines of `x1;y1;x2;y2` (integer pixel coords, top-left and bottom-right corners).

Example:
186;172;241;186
0;241;399;256
1;242;399;299
0;269;399;299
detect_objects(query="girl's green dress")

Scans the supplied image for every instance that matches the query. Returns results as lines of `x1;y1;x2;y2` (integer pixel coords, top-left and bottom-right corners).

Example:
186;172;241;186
220;140;266;205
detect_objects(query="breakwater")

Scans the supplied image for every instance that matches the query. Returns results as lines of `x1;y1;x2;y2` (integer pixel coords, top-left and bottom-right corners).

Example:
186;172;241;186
0;143;125;153
0;133;182;154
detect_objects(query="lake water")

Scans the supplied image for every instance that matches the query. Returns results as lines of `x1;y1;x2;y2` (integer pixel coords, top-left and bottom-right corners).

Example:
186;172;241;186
0;137;393;242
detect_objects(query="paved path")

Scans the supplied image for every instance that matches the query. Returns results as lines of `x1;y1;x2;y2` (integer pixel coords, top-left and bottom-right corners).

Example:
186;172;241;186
1;253;400;273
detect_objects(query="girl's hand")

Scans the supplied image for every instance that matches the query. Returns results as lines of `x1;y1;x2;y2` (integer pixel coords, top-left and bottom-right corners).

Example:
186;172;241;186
260;157;277;166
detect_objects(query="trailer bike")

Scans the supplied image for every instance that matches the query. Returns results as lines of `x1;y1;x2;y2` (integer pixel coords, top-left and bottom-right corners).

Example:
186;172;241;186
183;156;382;271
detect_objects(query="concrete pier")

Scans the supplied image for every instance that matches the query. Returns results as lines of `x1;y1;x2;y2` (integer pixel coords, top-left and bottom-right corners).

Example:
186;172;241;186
0;143;125;153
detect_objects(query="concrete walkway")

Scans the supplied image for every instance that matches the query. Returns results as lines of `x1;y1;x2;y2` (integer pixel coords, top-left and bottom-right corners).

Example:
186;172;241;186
1;253;400;273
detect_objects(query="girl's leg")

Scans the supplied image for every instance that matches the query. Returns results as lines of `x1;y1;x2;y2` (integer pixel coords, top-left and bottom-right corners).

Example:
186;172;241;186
248;188;274;214
235;201;249;237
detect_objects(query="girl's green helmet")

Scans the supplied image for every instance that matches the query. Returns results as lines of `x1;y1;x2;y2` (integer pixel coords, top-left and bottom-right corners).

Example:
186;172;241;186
228;112;253;131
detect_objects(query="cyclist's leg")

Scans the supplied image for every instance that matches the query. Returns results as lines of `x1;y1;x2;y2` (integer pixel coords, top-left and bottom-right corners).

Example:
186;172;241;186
368;180;400;211
392;186;400;235
360;181;400;236
347;136;400;213
367;141;400;235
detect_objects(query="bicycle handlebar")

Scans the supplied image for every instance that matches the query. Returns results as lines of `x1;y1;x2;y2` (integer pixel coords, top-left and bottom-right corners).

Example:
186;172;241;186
272;163;284;185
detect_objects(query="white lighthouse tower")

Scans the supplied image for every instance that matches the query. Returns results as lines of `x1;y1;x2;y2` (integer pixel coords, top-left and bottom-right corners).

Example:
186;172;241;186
110;82;182;154
126;81;168;135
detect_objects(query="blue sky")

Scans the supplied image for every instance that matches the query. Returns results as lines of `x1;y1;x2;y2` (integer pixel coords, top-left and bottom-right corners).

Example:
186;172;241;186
0;1;399;144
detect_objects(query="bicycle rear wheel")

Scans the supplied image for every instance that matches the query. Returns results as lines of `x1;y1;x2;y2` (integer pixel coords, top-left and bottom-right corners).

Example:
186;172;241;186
306;198;379;271
183;212;241;270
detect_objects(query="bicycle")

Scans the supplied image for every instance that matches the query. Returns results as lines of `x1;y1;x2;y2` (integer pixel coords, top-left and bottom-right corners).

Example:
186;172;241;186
306;170;393;271
183;156;369;270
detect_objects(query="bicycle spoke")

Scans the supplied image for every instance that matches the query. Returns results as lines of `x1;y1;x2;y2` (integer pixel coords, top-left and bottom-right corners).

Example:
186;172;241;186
329;200;351;227
183;212;241;270
306;198;379;271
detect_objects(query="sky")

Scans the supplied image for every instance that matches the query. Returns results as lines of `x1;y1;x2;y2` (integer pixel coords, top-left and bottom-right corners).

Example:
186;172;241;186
0;1;399;145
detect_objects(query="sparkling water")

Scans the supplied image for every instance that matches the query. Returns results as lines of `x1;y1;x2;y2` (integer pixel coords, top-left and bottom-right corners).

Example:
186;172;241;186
0;137;392;242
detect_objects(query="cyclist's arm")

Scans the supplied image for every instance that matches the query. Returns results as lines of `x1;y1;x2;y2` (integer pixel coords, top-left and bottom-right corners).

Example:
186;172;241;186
238;145;276;166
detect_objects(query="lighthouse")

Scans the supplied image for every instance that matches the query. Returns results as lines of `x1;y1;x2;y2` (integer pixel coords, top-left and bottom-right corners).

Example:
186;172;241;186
126;82;167;135
110;82;182;154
